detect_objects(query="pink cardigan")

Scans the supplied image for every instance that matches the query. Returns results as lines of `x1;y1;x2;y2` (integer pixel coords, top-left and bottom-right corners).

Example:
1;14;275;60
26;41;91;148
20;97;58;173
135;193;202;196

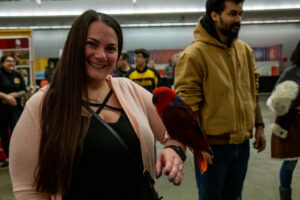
9;76;181;200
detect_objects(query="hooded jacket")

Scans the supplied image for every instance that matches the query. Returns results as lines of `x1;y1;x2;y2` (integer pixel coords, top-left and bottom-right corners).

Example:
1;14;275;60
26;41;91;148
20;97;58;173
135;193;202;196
174;16;259;144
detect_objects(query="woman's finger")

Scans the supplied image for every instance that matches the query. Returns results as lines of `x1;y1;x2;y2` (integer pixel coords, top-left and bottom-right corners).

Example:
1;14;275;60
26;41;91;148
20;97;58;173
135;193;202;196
155;154;163;178
168;157;182;182
173;164;184;185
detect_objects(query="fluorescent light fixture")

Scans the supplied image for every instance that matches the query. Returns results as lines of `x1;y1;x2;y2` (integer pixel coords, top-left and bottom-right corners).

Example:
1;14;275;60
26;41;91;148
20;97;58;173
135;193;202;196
0;4;300;17
0;25;71;30
0;20;299;30
121;22;197;27
242;19;300;24
0;11;82;17
243;5;300;11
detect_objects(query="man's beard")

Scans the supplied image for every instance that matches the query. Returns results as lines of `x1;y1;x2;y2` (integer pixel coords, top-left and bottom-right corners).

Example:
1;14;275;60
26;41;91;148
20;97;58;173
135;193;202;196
219;17;241;40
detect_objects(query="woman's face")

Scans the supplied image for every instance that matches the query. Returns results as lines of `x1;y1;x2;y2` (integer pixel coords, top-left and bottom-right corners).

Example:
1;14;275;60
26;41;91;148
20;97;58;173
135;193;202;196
2;56;16;73
85;21;118;82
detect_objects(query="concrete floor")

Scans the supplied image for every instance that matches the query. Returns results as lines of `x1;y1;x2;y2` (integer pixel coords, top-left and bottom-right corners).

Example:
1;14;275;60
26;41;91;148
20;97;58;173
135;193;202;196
1;94;299;200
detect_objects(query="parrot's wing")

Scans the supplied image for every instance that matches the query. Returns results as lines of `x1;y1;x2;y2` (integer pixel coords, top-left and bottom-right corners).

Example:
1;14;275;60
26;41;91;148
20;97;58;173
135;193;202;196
162;103;210;152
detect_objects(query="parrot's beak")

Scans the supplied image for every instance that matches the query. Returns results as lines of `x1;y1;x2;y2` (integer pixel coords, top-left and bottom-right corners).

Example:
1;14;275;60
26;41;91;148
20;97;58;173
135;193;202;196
152;94;157;104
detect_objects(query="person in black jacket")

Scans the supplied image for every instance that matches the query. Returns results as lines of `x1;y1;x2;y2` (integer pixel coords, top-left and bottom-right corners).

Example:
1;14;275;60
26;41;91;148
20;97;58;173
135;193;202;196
45;61;56;82
111;52;133;77
0;55;26;167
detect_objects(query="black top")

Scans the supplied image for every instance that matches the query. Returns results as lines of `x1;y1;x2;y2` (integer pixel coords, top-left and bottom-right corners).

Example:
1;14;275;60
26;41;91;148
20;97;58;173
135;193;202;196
63;90;153;200
0;67;26;110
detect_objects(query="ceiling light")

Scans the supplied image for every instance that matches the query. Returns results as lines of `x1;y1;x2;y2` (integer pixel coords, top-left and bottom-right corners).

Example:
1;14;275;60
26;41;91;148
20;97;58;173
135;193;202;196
0;19;299;30
0;4;300;17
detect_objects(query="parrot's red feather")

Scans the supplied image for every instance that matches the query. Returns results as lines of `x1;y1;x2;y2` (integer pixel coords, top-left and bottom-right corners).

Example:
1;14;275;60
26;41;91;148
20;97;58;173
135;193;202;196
153;87;176;105
153;87;176;117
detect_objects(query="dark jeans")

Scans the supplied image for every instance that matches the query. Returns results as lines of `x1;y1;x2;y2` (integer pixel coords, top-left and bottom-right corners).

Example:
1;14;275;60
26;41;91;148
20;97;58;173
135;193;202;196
280;160;298;188
0;108;22;157
194;140;250;200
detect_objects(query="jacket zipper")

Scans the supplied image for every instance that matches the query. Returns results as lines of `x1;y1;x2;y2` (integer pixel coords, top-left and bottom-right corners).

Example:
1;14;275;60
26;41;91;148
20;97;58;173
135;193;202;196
228;47;242;135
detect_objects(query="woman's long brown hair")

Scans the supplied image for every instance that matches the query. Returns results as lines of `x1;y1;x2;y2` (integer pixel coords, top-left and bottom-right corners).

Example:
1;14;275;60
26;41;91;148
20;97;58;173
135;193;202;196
35;10;123;195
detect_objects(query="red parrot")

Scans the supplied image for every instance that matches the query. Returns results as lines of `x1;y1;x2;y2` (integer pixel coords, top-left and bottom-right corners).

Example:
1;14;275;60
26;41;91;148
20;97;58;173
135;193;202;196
152;86;212;174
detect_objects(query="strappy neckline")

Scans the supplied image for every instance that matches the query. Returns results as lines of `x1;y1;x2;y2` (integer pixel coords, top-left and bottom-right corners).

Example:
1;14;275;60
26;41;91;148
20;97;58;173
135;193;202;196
88;89;123;114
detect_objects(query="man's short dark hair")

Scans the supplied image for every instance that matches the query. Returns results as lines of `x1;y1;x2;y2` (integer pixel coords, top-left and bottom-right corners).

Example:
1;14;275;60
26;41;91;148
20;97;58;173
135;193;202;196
206;0;245;17
291;41;300;65
120;52;129;61
134;49;149;59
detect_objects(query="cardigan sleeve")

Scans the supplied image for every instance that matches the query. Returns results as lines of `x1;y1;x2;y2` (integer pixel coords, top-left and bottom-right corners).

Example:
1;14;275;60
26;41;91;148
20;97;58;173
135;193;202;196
138;85;166;143
9;91;50;200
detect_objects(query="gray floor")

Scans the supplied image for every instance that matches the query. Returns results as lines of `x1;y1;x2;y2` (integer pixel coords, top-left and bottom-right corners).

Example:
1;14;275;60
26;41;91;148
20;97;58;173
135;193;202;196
1;94;299;200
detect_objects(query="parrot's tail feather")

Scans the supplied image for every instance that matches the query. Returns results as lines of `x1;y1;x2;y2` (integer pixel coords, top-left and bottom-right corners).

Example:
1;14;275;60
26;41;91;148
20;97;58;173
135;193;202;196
197;156;207;174
191;148;208;174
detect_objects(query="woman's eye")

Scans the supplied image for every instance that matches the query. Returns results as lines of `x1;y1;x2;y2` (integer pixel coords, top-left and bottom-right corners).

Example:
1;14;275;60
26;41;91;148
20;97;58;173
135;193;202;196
87;41;97;48
106;46;117;53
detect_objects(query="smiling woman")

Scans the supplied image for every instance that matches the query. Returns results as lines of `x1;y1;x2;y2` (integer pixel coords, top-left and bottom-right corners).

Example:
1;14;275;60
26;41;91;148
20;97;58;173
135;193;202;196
84;21;119;82
9;9;186;200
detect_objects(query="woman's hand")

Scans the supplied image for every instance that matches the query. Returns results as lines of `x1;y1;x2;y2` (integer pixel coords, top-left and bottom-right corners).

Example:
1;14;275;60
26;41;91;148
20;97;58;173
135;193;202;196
155;148;184;185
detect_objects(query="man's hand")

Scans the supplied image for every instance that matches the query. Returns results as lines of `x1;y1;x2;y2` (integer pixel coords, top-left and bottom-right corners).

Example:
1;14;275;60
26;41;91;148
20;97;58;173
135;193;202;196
253;127;266;152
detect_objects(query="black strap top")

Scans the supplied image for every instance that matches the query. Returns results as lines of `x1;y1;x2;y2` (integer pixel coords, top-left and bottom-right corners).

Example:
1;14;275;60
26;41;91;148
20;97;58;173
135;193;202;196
63;89;153;200
88;89;123;114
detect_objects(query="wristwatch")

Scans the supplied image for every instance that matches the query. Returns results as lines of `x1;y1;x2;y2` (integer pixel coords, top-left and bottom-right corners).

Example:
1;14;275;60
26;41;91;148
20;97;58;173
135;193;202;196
164;145;186;162
255;122;265;129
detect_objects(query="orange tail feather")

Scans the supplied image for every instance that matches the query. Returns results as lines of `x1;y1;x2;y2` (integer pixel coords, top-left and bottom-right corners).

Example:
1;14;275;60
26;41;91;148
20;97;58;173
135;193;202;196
190;148;208;174
197;156;207;174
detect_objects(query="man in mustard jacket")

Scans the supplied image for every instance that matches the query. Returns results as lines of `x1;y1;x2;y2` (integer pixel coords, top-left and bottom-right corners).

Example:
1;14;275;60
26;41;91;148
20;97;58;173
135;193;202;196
174;0;266;199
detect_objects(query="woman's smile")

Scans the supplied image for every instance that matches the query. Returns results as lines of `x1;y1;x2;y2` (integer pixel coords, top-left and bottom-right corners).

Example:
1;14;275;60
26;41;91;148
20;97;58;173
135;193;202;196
86;59;106;69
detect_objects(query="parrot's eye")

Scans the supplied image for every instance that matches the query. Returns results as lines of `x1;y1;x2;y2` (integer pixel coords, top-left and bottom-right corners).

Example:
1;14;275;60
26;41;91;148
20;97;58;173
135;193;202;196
152;95;157;104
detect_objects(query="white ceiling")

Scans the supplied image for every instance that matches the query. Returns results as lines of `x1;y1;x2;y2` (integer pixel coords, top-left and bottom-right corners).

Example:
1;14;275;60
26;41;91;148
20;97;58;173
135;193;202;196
0;0;300;28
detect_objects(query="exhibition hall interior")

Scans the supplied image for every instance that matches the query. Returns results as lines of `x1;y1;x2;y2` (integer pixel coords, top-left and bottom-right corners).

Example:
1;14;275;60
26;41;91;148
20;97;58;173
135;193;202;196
0;0;299;199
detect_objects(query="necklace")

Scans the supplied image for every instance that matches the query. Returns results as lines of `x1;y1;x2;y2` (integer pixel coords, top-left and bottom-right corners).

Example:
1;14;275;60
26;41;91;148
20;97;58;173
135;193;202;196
87;81;110;103
88;96;101;103
88;91;102;103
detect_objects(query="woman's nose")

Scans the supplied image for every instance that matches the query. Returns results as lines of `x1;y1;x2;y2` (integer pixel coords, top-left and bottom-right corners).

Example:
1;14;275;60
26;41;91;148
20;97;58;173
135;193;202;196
94;48;107;60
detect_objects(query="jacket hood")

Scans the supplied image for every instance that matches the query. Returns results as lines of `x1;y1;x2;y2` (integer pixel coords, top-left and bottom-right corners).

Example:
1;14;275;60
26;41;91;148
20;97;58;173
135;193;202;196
194;15;228;49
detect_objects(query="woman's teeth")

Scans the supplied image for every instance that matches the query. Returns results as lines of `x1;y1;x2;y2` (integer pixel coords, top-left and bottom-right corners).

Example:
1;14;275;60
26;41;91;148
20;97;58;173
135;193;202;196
88;60;105;68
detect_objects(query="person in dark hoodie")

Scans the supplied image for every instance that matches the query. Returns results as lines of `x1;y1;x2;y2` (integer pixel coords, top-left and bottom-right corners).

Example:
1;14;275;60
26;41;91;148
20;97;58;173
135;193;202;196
174;0;266;199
